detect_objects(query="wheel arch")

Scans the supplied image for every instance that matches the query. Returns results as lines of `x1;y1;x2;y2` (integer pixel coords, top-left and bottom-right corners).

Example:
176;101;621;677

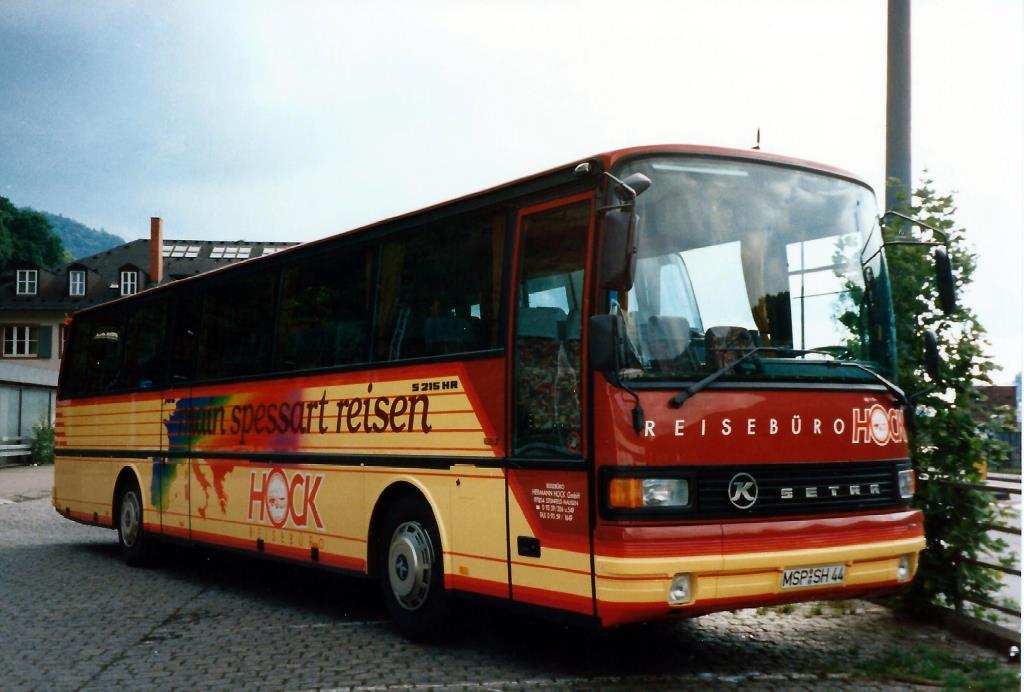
366;480;445;580
112;465;143;521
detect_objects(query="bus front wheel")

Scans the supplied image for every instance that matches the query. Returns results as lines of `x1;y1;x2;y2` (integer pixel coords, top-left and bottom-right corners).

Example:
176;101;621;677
378;496;450;640
116;478;151;566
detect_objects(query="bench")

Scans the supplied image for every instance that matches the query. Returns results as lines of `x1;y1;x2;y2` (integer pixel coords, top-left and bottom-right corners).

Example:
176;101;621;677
0;440;31;460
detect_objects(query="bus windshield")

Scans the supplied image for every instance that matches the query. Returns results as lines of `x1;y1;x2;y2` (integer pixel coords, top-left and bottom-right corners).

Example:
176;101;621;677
610;156;890;382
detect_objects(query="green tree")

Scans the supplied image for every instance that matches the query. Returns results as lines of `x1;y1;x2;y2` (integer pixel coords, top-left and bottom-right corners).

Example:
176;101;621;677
0;196;67;273
884;180;1015;617
0;196;19;270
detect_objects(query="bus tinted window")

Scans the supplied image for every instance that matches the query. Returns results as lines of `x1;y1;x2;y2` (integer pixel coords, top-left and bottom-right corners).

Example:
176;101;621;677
112;301;168;390
275;247;373;370
167;292;201;384
376;212;505;361
64;313;125;394
197;271;278;380
63;301;169;395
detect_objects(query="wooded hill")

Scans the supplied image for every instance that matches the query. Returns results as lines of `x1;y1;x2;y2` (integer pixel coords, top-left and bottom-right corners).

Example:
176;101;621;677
35;210;125;260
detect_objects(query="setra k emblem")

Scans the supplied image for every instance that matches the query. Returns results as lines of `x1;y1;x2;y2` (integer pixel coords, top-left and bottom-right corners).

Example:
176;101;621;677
728;472;758;509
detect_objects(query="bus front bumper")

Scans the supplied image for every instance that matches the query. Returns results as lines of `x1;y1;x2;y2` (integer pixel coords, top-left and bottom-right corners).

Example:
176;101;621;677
593;509;924;627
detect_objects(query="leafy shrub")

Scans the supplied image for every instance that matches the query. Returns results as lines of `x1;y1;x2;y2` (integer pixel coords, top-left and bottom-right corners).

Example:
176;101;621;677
885;180;1015;616
30;422;55;465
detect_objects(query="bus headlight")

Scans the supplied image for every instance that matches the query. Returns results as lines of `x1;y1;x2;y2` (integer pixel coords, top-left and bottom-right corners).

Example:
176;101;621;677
897;469;915;499
608;477;690;509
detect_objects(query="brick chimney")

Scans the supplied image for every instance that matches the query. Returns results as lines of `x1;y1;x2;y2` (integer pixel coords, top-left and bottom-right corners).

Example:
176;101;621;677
150;217;164;285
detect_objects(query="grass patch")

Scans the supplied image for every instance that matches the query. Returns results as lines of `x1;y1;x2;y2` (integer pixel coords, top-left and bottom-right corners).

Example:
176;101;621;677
855;644;1019;690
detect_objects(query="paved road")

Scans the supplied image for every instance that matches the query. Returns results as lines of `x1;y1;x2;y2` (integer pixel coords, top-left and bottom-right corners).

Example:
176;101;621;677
0;464;53;504
0;466;1009;690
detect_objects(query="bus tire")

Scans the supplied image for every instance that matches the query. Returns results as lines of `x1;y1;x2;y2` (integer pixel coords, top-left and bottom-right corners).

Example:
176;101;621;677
116;477;151;567
378;495;450;640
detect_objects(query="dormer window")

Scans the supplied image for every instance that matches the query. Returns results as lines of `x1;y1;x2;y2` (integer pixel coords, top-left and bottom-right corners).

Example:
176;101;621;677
16;269;37;295
69;269;86;296
120;270;139;296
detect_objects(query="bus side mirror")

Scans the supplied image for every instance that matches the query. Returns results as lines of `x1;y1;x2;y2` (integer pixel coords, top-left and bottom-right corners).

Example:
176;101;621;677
600;210;639;291
614;172;652;201
590;314;624;372
934;247;957;315
923;329;941;381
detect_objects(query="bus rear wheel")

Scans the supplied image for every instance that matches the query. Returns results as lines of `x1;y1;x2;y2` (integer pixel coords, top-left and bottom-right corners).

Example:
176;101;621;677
117;478;151;566
378;496;450;640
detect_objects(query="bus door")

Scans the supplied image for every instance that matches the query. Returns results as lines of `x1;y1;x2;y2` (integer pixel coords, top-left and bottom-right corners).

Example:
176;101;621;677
506;194;595;617
157;296;200;541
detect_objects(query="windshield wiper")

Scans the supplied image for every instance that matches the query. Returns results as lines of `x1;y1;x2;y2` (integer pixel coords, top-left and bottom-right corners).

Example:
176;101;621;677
668;347;907;408
823;361;908;406
669;346;774;408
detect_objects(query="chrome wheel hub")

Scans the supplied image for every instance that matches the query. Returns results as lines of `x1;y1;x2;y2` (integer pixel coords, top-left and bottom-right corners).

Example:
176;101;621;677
387;521;434;611
120;492;140;548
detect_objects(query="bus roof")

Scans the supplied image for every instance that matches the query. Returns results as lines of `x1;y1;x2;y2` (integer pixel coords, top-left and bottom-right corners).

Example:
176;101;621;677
72;144;871;315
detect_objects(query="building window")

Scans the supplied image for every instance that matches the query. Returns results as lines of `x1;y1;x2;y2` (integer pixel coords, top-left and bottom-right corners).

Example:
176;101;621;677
2;326;39;357
69;270;86;296
120;270;138;296
15;270;38;295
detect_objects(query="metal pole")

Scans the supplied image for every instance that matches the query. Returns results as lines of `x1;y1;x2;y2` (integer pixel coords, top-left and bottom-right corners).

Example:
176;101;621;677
886;0;912;212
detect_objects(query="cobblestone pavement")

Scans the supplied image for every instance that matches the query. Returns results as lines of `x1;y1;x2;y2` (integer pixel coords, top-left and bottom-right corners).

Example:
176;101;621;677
0;491;1012;691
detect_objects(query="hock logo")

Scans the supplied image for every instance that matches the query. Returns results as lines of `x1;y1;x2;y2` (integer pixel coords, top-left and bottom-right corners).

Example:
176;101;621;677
851;405;905;446
248;469;325;530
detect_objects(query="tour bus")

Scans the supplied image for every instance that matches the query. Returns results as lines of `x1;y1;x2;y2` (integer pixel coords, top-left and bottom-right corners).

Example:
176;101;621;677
54;145;933;638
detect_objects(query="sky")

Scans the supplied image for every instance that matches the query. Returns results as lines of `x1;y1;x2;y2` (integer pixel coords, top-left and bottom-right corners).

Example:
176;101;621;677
0;0;1021;382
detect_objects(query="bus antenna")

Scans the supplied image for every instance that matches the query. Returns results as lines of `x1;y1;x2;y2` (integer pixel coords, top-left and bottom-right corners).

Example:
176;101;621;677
753;128;761;150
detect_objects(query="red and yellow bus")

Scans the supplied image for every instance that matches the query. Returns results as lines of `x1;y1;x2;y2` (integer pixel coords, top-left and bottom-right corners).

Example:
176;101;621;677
54;145;924;638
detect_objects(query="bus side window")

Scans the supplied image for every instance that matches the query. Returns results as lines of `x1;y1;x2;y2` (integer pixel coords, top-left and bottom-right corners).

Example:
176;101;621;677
82;315;126;393
62;317;94;396
197;270;278;381
167;293;200;384
112;301;168;390
275;247;373;370
375;212;504;362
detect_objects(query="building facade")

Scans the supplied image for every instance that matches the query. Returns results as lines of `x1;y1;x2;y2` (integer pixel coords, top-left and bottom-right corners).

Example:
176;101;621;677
0;218;297;446
977;382;1023;470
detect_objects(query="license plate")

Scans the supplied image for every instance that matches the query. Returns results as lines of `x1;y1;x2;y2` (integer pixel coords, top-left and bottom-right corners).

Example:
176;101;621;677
780;564;845;589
